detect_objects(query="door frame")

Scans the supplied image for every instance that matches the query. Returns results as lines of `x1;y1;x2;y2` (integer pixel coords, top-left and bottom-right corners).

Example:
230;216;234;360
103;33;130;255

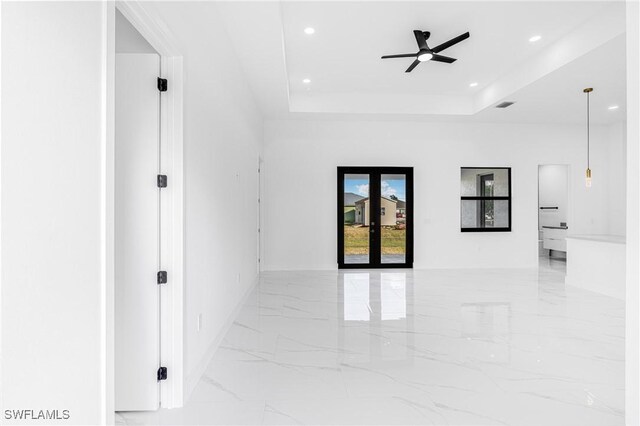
337;166;414;269
107;1;185;416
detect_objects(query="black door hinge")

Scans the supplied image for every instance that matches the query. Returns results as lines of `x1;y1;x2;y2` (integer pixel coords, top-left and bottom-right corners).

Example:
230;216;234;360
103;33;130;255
157;271;167;285
157;77;168;92
157;366;168;381
157;175;167;188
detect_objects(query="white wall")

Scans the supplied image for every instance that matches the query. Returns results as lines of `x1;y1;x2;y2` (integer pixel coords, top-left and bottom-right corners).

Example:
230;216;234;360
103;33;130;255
1;1;263;419
263;119;626;271
607;121;627;236
1;2;108;423
625;0;640;423
146;2;263;400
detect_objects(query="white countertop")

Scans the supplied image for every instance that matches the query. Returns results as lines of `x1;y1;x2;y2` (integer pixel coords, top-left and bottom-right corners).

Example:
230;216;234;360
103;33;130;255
566;234;626;244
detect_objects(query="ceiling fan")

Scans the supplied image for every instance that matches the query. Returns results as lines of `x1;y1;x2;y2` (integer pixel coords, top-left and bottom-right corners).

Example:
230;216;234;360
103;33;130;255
382;30;470;73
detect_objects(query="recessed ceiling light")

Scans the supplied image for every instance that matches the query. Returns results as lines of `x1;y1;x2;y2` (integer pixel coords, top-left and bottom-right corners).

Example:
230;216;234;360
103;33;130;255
303;78;311;84
304;27;315;35
469;82;478;87
417;52;433;62
608;105;619;110
529;35;542;43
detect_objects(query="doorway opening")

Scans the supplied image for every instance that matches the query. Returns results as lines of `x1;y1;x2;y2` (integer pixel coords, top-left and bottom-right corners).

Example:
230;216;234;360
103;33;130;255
112;4;184;413
114;9;164;413
337;167;413;269
538;164;569;271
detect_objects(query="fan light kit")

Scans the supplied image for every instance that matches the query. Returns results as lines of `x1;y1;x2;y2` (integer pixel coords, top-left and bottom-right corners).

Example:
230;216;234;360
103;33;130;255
381;30;470;73
608;105;619;110
469;82;478;87
303;78;311;84
304;27;315;35
529;35;542;43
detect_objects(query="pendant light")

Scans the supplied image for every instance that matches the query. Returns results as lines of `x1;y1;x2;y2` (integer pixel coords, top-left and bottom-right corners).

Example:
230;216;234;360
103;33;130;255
583;87;593;188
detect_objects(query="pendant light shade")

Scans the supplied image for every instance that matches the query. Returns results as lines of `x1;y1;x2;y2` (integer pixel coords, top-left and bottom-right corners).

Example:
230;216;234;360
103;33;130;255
584;87;593;188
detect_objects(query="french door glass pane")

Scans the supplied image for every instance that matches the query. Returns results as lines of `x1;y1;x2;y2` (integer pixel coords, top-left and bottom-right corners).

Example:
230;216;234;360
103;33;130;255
380;174;406;264
344;174;370;264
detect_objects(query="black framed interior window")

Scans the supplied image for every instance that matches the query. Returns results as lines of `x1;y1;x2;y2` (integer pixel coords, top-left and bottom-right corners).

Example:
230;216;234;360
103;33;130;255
460;167;511;232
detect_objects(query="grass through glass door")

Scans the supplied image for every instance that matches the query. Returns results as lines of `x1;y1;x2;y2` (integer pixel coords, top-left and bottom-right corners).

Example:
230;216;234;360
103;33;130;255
344;226;406;255
343;174;370;264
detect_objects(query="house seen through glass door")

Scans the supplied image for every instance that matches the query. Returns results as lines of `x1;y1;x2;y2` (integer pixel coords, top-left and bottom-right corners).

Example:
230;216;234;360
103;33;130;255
338;167;413;268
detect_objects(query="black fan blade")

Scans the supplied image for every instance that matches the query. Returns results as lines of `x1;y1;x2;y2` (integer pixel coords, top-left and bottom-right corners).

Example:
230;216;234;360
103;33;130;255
413;30;428;50
432;32;470;53
381;53;417;59
405;59;420;73
431;54;457;63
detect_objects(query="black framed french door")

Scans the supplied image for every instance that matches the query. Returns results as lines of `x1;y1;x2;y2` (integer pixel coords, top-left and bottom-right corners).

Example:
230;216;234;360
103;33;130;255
337;167;414;269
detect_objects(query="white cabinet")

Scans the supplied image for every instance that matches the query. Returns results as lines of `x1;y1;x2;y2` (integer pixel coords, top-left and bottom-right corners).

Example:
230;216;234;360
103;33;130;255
542;227;567;252
565;236;625;300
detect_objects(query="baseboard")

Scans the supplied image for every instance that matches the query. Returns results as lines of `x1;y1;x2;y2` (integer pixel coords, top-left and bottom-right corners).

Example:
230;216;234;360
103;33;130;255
183;274;259;403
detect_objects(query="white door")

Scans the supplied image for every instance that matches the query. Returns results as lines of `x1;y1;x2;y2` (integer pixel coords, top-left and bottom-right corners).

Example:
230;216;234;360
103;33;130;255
115;53;161;411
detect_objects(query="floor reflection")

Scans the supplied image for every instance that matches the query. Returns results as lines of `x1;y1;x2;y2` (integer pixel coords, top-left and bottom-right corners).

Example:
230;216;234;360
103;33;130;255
343;273;370;321
460;302;511;364
341;272;408;322
381;273;406;320
122;268;625;426
339;272;413;364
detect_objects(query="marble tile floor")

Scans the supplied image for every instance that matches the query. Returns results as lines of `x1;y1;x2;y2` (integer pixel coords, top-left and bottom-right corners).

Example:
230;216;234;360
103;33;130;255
118;266;624;425
538;255;567;275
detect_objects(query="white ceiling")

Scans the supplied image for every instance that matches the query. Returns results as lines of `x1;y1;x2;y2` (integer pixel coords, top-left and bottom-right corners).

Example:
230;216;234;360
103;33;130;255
213;1;626;124
282;1;606;95
472;34;626;124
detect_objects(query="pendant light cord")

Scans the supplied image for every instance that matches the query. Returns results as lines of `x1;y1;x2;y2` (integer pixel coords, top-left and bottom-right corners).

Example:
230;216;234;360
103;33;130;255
587;90;590;169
